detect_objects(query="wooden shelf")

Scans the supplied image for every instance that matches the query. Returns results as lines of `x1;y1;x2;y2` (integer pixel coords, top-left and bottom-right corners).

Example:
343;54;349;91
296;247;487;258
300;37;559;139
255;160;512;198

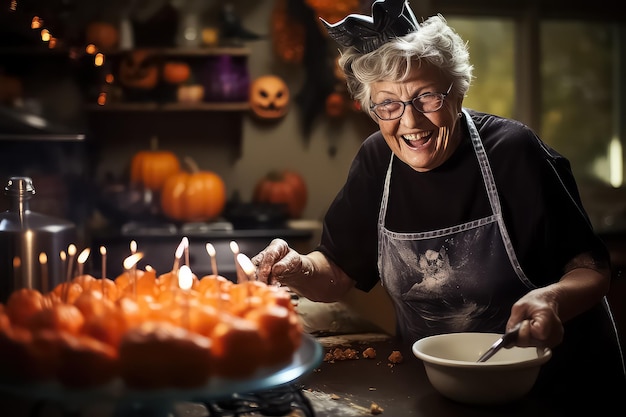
0;46;251;57
106;46;251;57
86;102;250;112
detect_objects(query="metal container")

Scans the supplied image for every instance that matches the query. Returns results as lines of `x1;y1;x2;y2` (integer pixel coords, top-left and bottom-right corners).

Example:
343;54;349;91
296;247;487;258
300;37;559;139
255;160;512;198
0;176;76;302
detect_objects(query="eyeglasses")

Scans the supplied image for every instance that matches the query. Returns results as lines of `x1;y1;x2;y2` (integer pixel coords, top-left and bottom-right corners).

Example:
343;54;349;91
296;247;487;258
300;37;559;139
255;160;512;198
369;83;453;121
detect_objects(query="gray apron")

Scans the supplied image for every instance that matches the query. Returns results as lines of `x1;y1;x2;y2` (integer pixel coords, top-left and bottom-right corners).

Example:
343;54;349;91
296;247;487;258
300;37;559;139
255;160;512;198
377;109;534;344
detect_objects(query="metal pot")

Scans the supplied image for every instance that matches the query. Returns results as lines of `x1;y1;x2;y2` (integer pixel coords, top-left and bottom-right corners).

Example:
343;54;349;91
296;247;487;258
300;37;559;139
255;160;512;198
0;176;76;302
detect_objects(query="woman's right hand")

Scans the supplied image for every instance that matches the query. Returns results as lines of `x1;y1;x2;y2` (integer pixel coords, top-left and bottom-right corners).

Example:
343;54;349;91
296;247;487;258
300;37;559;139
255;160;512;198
251;238;312;286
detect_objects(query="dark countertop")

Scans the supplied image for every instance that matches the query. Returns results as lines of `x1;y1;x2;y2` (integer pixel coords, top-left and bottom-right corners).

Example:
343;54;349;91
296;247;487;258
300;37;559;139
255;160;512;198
300;334;621;417
299;336;549;417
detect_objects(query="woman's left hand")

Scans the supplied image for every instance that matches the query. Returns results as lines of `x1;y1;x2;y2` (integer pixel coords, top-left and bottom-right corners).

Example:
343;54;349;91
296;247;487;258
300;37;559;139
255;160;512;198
507;287;565;349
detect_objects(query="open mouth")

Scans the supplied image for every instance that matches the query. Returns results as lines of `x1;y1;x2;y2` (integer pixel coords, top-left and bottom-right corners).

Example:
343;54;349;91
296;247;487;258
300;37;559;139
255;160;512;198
402;131;433;149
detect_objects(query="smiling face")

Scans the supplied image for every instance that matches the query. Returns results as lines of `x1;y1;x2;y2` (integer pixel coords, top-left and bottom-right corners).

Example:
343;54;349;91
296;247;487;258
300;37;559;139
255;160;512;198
370;62;464;172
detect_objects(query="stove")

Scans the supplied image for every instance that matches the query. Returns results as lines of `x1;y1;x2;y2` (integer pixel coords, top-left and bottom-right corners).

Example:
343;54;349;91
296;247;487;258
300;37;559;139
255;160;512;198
204;384;314;417
20;384;315;417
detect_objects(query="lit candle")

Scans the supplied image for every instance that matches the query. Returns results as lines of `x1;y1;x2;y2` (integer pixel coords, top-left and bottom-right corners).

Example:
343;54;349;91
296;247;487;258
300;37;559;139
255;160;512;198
77;248;91;277
178;265;193;330
39;252;48;293
100;246;107;297
66;244;77;281
63;244;77;302
230;241;244;283
130;241;138;276
60;250;66;286
172;238;186;272
183;237;190;267
236;253;256;282
123;252;144;300
205;243;218;276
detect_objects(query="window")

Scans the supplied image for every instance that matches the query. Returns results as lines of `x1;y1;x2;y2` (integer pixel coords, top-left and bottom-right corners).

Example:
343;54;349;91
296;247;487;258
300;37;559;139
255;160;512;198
448;17;620;188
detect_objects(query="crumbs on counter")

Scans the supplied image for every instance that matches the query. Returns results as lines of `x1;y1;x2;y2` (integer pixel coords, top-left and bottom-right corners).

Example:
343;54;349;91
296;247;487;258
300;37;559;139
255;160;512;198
362;347;377;359
323;346;403;366
324;347;359;361
387;350;403;364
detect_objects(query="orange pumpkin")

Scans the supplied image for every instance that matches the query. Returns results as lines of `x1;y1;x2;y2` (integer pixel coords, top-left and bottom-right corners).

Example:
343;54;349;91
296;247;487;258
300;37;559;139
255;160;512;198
163;61;191;84
325;92;346;118
130;137;181;192
253;170;307;219
160;157;227;222
118;50;159;90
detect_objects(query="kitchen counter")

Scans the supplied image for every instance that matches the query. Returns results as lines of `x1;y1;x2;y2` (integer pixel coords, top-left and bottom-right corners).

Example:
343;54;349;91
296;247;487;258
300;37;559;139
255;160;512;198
300;334;622;417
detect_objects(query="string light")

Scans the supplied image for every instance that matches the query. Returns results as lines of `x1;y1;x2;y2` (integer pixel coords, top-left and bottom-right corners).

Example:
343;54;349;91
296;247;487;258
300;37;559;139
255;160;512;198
31;16;42;29
13;5;111;105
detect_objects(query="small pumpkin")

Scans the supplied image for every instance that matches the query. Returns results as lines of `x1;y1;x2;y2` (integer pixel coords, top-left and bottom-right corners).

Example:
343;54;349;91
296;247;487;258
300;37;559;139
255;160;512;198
163;61;191;84
325;92;346;118
253;170;307;219
249;75;290;120
119;50;159;90
160;157;227;222
177;84;204;103
130;137;181;192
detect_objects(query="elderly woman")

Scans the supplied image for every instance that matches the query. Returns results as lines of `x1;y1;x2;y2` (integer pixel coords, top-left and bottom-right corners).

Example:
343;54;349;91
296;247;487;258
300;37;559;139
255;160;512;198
253;0;625;406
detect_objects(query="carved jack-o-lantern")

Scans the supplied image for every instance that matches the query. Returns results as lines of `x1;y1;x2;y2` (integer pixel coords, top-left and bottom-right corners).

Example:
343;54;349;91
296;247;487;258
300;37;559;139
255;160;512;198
118;50;159;90
249;75;290;120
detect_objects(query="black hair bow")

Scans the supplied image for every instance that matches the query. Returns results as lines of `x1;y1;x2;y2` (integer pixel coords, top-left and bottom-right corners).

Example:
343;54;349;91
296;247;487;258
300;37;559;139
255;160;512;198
320;0;419;54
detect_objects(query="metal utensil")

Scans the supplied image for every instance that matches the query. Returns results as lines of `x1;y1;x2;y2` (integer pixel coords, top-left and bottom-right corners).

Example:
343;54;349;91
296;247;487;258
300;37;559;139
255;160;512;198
476;323;522;363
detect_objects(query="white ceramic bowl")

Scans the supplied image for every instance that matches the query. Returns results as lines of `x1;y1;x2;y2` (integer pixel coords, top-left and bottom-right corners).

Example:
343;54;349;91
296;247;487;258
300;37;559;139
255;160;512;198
412;332;552;405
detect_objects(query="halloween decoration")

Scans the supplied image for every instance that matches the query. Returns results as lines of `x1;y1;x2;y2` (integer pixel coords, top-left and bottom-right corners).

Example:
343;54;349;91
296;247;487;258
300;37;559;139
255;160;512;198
271;0;305;64
249;75;290;120
325;91;347;118
286;0;337;136
219;3;263;43
130;137;181;192
118;50;159;90
253;170;307;219
160;157;227;222
320;0;419;54
177;84;204;103
162;61;191;84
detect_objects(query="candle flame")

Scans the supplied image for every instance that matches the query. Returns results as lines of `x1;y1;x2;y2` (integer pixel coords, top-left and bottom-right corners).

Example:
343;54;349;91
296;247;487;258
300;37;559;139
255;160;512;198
236;253;256;279
77;248;91;264
206;243;216;257
130;240;137;254
178;265;193;290
100;246;106;256
39;252;47;264
230;241;239;254
67;244;77;256
175;238;186;259
123;252;144;270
